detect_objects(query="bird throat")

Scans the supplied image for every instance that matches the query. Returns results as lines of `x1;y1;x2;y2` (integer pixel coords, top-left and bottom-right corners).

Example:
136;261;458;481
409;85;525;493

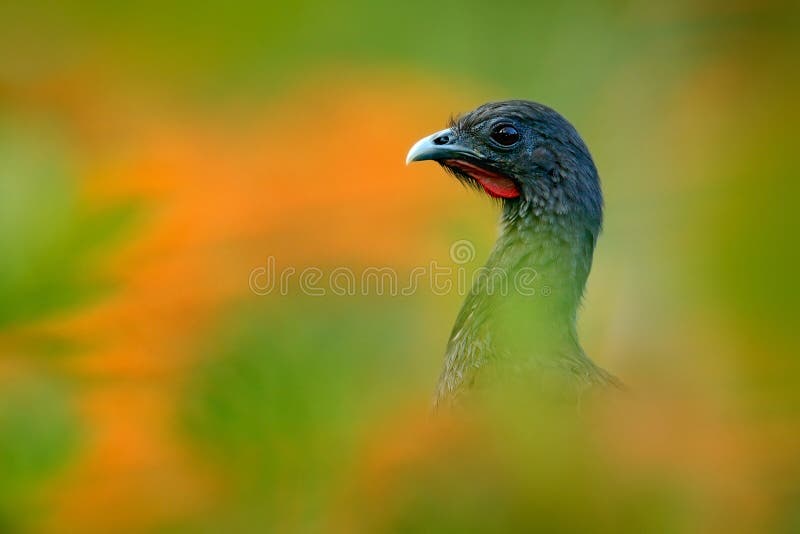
444;159;521;199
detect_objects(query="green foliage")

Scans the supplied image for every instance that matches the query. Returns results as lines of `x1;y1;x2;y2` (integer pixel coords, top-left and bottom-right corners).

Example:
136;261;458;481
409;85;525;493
0;116;137;328
180;297;432;527
0;376;80;531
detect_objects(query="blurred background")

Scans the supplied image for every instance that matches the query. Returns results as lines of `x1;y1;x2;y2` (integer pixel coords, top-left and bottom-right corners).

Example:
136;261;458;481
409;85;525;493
1;0;799;532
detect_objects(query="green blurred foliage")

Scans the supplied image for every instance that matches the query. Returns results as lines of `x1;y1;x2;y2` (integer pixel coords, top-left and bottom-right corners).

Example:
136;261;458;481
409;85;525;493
2;1;793;108
3;1;632;102
0;376;80;531
181;297;437;530
0;95;133;534
0;115;137;328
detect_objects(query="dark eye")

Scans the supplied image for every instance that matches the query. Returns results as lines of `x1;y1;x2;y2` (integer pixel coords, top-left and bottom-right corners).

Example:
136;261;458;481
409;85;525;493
490;124;520;146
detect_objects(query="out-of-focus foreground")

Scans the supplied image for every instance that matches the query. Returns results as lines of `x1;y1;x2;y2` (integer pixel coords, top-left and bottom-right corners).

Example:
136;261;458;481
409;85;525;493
1;1;799;532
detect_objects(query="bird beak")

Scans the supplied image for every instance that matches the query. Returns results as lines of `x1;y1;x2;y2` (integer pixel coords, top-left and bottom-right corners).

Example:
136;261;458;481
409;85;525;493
405;128;482;165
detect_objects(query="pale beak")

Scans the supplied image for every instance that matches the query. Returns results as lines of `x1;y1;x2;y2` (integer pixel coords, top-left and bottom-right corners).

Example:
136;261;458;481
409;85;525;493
405;128;482;165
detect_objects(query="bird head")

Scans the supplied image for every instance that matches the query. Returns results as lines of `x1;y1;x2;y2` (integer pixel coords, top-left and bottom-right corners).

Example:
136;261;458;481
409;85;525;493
407;100;602;231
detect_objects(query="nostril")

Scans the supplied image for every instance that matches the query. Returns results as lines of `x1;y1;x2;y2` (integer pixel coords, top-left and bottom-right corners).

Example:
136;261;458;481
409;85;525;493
433;134;450;145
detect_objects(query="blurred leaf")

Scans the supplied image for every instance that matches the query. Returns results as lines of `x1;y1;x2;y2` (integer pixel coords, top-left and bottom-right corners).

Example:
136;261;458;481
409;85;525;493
0;375;81;530
180;296;432;526
0;115;138;328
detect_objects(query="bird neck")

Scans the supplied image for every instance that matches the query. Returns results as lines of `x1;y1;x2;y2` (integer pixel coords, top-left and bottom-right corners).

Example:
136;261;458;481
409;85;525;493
498;203;595;305
438;203;602;406
471;204;597;354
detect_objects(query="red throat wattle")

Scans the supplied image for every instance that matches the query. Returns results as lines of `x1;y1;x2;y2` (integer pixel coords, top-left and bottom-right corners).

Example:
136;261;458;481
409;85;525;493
444;159;521;199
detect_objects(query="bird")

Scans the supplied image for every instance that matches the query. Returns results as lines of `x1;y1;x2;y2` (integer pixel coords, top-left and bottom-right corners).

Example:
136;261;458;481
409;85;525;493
406;100;622;409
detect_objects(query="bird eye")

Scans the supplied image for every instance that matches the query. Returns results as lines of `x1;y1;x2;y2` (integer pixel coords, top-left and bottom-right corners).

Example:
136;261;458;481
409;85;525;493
489;124;520;146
